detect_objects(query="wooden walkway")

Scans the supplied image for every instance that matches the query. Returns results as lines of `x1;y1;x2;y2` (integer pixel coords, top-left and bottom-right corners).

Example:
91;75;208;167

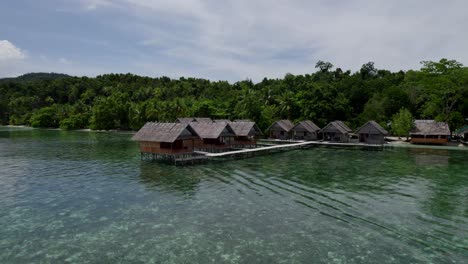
195;141;383;159
141;141;384;165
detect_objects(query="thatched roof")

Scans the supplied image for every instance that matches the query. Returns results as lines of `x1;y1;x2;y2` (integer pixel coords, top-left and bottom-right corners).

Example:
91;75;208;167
320;121;352;134
229;121;262;137
267;120;294;132
190;121;235;139
176;118;195;124
234;119;252;122
355;121;388;135
194;117;213;123
176;117;213;123
410;120;450;136
292;120;320;133
132;122;198;143
214;119;231;122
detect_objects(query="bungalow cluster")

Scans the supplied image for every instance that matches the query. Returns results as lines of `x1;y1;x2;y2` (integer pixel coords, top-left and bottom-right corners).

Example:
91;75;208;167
132;118;453;164
132;118;262;156
267;119;388;144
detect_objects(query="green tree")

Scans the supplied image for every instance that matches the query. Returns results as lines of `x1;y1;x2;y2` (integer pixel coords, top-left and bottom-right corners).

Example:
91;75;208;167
391;108;413;139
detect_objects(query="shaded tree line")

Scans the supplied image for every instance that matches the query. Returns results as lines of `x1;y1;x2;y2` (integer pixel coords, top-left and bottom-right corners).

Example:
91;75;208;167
0;59;467;134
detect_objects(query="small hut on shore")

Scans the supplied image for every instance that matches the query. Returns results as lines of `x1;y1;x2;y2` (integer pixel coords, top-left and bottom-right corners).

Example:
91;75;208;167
320;121;352;143
267;120;294;140
410;120;450;145
190;121;236;152
355;121;388;144
132;122;199;154
229;121;262;148
456;126;468;142
291;120;320;141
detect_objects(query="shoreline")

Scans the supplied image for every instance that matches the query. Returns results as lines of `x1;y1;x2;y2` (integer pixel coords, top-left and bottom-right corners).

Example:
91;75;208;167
2;125;466;151
1;125;137;135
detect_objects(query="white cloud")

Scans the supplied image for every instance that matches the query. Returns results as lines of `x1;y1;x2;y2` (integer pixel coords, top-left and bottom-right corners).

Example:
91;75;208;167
93;0;468;80
58;57;71;64
80;0;114;10
20;1;468;81
0;40;26;61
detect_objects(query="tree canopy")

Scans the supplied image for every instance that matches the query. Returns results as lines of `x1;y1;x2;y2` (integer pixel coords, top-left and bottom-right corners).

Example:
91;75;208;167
0;59;467;133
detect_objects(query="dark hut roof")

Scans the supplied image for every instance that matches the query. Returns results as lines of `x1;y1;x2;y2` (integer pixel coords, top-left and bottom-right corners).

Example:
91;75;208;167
410;120;450;136
190;121;235;139
176;118;195;124
355;121;388;135
267;120;294;132
132;122;198;143
320;121;352;134
292;120;320;133
335;121;352;132
229;121;262;137
193;117;213;123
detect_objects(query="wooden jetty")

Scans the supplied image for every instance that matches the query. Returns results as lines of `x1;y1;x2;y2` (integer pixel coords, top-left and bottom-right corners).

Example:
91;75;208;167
133;119;384;165
140;140;384;165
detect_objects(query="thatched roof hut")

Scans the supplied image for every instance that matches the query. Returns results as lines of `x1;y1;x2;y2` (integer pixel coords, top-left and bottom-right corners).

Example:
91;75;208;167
410;120;450;145
190;121;235;139
190;121;236;151
320;121;352;143
229;121;262;137
355;121;388;144
132;122;199;154
267;120;294;140
291;120;320;140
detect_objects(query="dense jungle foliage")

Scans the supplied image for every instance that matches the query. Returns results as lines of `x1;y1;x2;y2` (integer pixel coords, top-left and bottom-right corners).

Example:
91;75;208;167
1;59;467;134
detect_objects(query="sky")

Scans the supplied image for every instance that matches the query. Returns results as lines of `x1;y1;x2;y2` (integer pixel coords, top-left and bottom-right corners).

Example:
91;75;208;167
1;0;467;82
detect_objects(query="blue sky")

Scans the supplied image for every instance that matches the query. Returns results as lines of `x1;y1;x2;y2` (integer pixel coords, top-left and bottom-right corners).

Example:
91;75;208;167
1;0;467;82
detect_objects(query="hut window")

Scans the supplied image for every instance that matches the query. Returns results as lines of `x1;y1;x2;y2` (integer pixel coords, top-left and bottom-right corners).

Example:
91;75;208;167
280;131;284;136
304;132;308;136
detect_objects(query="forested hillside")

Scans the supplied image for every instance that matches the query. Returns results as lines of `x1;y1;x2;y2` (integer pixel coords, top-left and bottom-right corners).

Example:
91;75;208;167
1;59;467;133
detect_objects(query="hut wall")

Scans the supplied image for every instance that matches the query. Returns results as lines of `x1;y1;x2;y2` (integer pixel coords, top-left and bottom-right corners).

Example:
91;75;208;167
410;135;448;145
359;134;385;144
322;132;348;143
270;130;290;140
139;140;195;154
293;131;317;141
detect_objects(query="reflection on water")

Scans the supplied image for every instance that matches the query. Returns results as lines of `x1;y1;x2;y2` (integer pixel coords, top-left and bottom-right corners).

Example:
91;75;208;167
0;127;467;263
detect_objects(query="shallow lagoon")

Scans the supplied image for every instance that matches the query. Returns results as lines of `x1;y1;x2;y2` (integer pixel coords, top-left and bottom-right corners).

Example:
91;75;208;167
0;127;467;263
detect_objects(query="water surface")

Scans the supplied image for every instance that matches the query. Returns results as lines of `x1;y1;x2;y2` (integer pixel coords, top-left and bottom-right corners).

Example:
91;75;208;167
0;127;467;263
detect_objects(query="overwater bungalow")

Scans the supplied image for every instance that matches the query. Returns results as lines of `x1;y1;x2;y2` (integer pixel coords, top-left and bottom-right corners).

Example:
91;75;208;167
355;121;388;144
190;121;236;152
291;120;320;141
320;121;353;143
410;120;450;145
132;122;199;154
229;121;262;148
267;120;294;140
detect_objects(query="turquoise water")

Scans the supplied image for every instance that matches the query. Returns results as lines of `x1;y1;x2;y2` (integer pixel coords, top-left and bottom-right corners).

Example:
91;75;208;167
0;127;467;263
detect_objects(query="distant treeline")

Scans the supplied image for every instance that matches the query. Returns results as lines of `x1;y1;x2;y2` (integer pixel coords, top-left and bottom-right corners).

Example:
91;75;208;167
0;59;467;134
